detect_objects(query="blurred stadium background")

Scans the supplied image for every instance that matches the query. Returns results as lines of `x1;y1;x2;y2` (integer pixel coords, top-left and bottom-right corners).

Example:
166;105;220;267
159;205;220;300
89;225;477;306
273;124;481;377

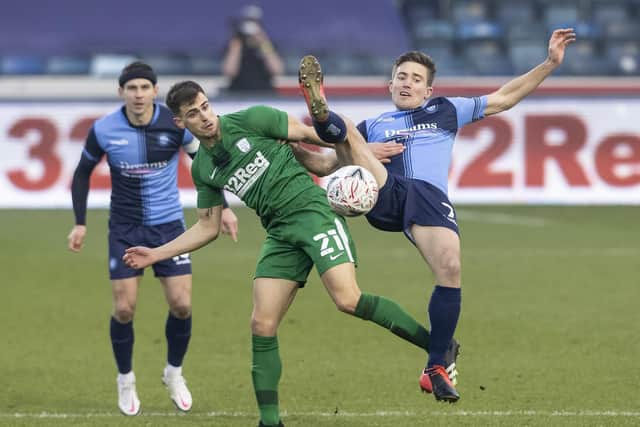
1;0;639;207
1;1;639;426
1;0;640;78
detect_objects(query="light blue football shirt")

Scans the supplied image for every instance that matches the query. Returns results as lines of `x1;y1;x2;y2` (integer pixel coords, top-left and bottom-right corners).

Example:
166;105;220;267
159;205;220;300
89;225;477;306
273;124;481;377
357;96;487;194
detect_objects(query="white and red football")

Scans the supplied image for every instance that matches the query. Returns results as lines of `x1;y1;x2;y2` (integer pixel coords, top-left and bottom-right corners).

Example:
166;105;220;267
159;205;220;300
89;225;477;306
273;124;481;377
326;165;379;217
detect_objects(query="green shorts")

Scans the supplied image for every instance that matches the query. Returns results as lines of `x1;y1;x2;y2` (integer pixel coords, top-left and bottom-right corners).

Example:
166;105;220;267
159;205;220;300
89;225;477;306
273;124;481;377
254;198;358;286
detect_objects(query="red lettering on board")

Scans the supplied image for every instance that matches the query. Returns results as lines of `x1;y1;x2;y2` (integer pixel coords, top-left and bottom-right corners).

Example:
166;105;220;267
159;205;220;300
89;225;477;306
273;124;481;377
525;115;589;187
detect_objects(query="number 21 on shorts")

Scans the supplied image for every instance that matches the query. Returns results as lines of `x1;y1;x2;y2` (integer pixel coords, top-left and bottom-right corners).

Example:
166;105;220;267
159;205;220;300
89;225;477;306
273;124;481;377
313;228;344;257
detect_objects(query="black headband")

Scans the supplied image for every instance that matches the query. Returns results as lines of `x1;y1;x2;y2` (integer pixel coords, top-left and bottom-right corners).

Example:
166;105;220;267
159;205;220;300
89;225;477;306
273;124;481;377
118;68;157;87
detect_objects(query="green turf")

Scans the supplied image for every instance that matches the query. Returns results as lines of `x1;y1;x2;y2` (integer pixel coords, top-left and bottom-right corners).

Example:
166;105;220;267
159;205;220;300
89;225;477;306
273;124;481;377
1;206;639;427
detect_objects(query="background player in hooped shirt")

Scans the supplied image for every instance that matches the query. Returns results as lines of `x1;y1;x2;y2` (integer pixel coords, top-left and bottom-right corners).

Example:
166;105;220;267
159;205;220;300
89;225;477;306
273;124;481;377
67;62;239;416
123;80;439;427
291;29;576;403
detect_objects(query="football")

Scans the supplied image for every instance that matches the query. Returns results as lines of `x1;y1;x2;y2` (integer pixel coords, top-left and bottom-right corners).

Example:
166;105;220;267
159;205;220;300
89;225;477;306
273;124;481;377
325;165;379;217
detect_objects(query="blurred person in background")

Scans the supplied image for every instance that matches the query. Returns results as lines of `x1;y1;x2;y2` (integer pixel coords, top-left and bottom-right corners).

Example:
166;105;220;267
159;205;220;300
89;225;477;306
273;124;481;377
291;28;576;403
222;4;284;94
67;61;239;416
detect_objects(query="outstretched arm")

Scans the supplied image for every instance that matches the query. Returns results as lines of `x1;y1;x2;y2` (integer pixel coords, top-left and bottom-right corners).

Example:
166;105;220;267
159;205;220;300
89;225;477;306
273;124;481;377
287;114;403;161
289;141;339;176
289;140;404;176
286;114;334;147
485;28;576;116
123;206;222;269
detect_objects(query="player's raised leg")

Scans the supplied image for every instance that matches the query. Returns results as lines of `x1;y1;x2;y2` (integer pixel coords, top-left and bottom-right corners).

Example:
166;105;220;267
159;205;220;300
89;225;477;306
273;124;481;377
298;54;388;189
321;262;430;351
339;115;389;189
299;56;330;122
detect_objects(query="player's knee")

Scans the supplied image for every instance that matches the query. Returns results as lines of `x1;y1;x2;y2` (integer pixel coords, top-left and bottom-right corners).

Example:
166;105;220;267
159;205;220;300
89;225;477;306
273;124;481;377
334;295;358;314
113;306;136;323
251;315;279;336
436;251;461;282
170;303;192;319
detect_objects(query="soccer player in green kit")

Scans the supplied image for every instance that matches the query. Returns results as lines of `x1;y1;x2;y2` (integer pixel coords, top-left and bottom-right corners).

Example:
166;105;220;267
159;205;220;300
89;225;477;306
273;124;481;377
123;80;430;427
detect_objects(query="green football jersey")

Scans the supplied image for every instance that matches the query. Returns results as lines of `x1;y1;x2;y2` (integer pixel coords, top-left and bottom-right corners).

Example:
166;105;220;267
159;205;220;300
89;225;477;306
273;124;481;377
191;105;326;227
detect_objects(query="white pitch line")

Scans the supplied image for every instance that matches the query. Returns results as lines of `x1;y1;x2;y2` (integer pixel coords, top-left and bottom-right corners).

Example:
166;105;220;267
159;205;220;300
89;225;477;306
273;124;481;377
3;410;640;418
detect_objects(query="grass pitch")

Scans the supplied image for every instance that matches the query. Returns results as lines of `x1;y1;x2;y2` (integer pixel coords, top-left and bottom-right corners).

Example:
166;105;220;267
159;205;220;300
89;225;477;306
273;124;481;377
1;206;639;426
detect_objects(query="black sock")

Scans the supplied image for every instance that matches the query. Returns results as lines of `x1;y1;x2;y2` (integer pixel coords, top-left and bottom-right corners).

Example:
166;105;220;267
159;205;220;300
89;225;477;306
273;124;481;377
313;110;347;144
427;286;461;367
110;316;134;374
165;312;192;367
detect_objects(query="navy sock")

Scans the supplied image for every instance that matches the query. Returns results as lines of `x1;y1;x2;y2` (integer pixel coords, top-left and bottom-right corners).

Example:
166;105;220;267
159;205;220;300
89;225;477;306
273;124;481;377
427;285;461;368
166;312;192;367
313;110;347;144
110;317;134;374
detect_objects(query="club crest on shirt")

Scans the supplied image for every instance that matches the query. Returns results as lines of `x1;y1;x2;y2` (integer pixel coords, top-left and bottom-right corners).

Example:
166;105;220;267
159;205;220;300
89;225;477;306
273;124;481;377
235;138;251;153
157;134;170;146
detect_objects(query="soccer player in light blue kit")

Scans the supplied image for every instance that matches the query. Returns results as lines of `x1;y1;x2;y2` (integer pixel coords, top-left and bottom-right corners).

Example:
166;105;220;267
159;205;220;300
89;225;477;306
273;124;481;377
295;28;576;402
67;62;238;415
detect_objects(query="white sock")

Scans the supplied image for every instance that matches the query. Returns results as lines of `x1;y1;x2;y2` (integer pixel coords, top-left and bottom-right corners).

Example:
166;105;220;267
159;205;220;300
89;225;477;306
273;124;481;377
165;364;182;377
118;371;135;382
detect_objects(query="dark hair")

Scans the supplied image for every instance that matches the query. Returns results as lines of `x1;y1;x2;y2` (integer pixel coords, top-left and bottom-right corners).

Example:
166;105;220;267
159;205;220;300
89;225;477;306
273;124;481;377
165;80;206;115
118;61;157;87
392;51;436;86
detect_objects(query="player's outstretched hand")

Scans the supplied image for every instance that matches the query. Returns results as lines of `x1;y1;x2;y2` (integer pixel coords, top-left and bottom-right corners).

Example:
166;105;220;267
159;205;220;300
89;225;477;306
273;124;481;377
368;141;405;164
221;207;239;242
123;246;155;269
68;225;87;252
548;28;576;66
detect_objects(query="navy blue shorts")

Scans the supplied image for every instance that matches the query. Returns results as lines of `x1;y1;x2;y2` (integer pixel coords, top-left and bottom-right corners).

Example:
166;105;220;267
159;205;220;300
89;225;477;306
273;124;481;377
365;174;459;243
108;219;192;280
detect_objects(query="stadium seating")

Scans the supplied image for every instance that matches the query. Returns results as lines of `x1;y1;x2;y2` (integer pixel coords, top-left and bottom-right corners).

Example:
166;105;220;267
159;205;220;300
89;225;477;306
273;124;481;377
542;2;580;28
1;0;639;77
90;54;138;77
508;40;549;75
451;0;490;22
463;40;514;75
413;20;456;44
606;40;640;75
188;56;222;76
46;56;91;75
1;55;46;75
557;40;612;75
495;1;536;23
402;0;640;77
139;55;191;76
